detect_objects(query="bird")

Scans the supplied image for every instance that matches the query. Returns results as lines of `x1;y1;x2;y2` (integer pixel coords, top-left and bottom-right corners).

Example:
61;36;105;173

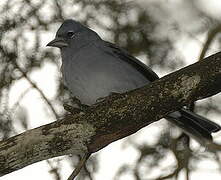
47;19;221;142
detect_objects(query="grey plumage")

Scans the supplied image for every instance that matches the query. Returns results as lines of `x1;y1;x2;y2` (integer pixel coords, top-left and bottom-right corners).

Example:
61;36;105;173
47;19;221;142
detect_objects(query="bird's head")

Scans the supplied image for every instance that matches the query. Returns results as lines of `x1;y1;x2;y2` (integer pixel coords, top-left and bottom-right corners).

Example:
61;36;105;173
47;19;99;49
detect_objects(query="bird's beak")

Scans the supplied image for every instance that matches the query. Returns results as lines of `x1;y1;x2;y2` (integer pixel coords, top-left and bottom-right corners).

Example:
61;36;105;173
46;37;68;48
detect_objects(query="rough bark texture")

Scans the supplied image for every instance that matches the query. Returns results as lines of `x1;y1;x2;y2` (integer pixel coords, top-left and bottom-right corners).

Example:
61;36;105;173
1;52;221;176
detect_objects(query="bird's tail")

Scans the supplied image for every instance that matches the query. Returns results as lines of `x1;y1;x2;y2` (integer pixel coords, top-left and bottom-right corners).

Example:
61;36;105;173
166;109;221;142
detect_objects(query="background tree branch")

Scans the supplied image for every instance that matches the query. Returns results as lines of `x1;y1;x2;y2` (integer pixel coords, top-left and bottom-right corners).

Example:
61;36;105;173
199;25;221;61
0;52;221;177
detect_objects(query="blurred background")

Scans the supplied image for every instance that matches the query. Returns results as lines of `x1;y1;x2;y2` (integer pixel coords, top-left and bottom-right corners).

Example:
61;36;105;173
1;0;221;179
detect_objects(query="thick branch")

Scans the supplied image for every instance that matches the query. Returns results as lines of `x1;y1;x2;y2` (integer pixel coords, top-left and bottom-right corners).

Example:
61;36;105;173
1;52;221;176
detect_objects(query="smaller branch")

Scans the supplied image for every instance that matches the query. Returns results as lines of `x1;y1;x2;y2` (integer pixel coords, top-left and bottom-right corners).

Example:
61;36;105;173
47;159;61;180
15;63;59;119
199;25;221;61
67;153;91;180
185;166;190;180
54;1;65;21
214;152;221;173
206;141;221;151
155;167;181;180
10;88;31;114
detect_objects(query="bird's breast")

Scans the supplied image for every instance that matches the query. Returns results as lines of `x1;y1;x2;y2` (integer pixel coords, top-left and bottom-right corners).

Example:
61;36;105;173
61;47;149;105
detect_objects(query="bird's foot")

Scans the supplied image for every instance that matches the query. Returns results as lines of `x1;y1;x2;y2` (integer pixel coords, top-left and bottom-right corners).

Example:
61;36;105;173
63;97;89;115
109;92;121;97
63;103;82;115
96;92;121;103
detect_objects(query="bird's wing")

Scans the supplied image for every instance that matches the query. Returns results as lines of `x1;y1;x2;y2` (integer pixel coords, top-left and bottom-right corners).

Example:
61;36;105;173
102;41;159;82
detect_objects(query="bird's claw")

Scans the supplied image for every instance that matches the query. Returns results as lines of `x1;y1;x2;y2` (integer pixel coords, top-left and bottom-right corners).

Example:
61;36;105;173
63;97;89;114
96;92;121;103
63;103;82;115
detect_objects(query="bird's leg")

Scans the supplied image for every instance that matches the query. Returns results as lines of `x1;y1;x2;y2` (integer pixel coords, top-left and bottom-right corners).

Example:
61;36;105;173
63;97;89;115
109;92;122;97
72;97;89;112
63;103;81;114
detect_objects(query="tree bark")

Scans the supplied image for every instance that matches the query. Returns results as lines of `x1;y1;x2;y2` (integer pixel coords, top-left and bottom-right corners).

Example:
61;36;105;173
1;52;221;176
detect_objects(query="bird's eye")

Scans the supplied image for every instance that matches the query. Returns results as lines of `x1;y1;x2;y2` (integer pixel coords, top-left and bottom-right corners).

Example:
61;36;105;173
67;31;74;38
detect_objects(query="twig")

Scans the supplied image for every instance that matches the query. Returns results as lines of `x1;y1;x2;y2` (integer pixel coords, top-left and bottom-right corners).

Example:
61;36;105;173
67;153;91;180
198;25;221;61
47;159;61;180
10;87;31;114
15;63;59;119
55;1;65;21
155;168;181;180
206;141;221;151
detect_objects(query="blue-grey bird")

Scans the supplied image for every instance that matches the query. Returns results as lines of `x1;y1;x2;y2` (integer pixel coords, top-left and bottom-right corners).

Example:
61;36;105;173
47;19;220;142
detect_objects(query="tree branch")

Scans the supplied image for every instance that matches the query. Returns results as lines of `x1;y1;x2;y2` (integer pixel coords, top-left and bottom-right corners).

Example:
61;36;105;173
1;52;221;177
198;25;221;61
15;63;59;119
